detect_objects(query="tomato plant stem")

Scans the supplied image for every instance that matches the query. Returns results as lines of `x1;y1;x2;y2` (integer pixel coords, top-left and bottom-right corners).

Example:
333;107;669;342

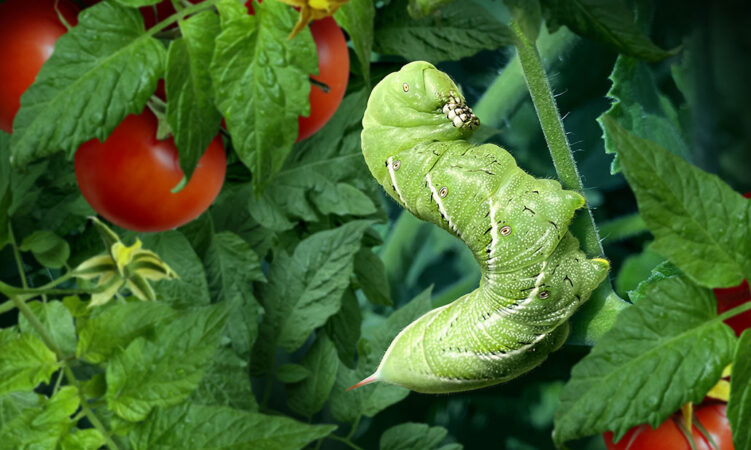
7;224;119;450
8;222;28;288
346;415;362;440
511;21;603;259
510;17;629;343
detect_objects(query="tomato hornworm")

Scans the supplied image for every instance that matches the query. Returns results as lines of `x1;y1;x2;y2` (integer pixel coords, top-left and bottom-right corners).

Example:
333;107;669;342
354;61;610;393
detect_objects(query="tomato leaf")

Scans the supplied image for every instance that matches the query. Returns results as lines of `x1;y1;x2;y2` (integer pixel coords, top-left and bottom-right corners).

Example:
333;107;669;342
106;302;231;421
541;0;677;61
600;116;751;288
76;301;180;364
326;288;362;368
10;1;165;166
19;230;70;269
286;333;339;418
204;231;265;356
0;387;82;448
127;402;336;449
277;363;312;384
166;11;223;179
247;90;377;228
328;288;432;422
374;0;514;64
380;422;451;450
251;220;372;374
0;330;59;397
18;301;76;357
601;56;691;174
553;275;736;445
210;0;317;194
354;248;393;306
139;230;210;307
334;0;374;83
728;330;751;450
189;347;258;411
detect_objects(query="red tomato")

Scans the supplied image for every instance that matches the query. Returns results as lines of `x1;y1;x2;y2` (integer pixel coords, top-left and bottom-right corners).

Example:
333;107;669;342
714;192;751;336
604;403;734;450
74;112;226;232
0;0;78;132
297;17;349;142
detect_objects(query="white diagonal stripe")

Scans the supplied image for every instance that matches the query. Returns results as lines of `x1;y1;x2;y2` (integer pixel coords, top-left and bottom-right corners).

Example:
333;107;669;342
425;173;458;233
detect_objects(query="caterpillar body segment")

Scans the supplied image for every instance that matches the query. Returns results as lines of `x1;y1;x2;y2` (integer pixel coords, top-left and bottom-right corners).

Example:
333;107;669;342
359;61;610;393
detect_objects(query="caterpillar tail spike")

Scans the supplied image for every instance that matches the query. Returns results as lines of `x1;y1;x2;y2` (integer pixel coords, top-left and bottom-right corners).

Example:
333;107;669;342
358;61;610;394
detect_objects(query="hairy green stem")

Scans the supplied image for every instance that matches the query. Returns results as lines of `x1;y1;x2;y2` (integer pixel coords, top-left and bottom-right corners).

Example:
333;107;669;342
510;18;630;344
511;21;604;259
474;26;578;128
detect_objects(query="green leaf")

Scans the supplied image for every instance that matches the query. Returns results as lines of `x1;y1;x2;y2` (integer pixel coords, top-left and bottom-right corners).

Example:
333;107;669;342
614;244;664;298
355;248;393;306
334;0;374;83
329;288;432;422
326;288;362;368
140;230;211;306
19;230;70;269
10;1;165;166
77;301;179;364
627;260;681;304
286;334;339;418
553;275;736;445
190;347;257;411
252;220;372;373
407;0;457;18
166;11;223;179
0;386;80;448
18;301;76;357
277;363;311;383
312;182;377;217
380;422;450;450
204;231;265;356
541;0;676;61
247;90;376;226
600;115;751;288
210;0;317;194
129;403;336;449
601;56;691;173
61;428;106;450
729;330;751;450
106;302;231;421
374;0;513;63
0;331;59;396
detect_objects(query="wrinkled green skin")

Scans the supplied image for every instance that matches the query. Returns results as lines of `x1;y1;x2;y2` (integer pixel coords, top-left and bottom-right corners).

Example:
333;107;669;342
360;62;609;394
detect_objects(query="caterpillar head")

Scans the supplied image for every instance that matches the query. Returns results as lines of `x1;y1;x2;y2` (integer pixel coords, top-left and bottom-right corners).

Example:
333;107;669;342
362;61;480;184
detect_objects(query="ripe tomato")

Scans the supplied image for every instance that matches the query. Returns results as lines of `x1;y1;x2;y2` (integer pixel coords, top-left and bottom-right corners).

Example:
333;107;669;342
714;192;751;336
604;403;734;450
297;16;349;142
74;112;226;232
0;0;78;133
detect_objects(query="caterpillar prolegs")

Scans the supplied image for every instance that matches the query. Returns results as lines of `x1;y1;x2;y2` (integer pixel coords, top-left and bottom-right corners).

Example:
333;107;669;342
356;61;610;394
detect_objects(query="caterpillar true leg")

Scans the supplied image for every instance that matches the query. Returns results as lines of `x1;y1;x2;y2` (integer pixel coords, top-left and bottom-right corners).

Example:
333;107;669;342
357;61;609;394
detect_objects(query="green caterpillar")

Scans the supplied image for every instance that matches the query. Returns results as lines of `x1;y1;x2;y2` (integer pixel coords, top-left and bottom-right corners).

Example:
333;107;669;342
355;61;609;394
